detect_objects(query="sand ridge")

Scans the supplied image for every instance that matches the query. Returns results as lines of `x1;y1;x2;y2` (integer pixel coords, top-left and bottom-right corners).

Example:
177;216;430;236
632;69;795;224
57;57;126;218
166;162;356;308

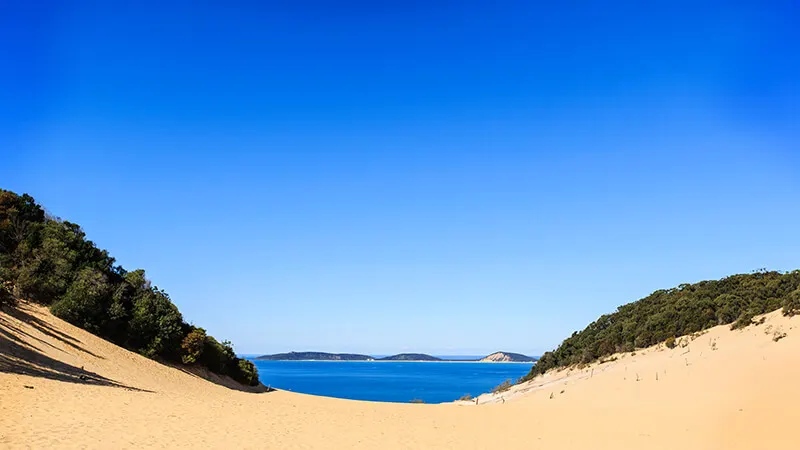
2;301;799;449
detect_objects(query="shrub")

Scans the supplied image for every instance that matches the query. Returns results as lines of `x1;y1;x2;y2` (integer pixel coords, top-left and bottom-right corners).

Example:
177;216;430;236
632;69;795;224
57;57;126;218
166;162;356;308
127;288;184;359
731;312;755;330
0;189;257;386
231;359;260;386
181;328;207;364
782;289;800;317
523;270;800;380
714;294;745;324
409;399;425;404
491;379;512;394
199;336;235;374
664;336;676;349
50;267;112;333
0;284;14;308
458;394;473;401
619;342;635;353
14;225;76;304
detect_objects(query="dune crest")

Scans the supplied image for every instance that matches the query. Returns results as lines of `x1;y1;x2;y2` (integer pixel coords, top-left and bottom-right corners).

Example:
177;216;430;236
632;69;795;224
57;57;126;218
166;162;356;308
2;302;799;449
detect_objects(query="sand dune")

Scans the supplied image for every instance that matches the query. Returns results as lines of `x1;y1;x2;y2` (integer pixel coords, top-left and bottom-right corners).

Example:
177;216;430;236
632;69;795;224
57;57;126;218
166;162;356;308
2;301;799;449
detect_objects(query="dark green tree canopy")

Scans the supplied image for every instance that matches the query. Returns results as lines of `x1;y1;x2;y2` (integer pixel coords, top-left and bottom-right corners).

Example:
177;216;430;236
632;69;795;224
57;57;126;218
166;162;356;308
522;270;800;382
0;189;259;386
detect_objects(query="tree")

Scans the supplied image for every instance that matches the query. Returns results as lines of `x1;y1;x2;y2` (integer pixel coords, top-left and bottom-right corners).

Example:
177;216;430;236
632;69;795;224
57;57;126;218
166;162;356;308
128;287;184;359
181;328;207;364
782;289;800;317
50;267;112;333
0;190;260;385
0;190;45;256
14;221;78;303
0;283;13;307
521;270;800;382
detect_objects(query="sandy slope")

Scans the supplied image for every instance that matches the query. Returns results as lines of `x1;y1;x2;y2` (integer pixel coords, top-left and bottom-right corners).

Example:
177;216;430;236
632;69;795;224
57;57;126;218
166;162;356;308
2;301;799;449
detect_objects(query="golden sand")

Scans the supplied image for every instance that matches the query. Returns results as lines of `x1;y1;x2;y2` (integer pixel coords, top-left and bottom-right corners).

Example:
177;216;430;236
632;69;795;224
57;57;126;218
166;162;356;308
2;302;798;449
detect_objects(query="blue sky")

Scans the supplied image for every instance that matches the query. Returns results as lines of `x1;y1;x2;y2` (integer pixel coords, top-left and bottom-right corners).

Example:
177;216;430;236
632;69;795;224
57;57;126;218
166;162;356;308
2;2;798;355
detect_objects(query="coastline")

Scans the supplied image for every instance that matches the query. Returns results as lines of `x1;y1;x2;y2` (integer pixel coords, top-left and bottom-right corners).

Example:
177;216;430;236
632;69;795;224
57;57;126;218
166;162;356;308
246;358;535;365
4;302;800;448
249;359;535;363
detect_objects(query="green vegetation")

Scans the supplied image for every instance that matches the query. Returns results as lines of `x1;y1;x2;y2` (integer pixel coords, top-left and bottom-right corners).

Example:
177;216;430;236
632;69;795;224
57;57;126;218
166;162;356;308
521;270;800;382
0;189;259;386
491;379;512;393
783;289;800;317
380;353;441;361
0;284;13;307
181;328;207;364
458;393;473;401
255;351;374;361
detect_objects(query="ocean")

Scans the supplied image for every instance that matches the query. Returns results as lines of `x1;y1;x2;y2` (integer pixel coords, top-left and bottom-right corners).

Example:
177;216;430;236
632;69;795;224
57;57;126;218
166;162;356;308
248;359;533;403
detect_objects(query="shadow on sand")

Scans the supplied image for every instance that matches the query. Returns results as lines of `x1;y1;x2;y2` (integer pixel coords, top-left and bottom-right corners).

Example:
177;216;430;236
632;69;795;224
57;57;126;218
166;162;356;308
0;303;272;394
0;305;152;392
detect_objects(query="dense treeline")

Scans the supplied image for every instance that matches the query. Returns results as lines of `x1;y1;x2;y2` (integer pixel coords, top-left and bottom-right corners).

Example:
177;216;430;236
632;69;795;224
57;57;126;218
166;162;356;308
0;189;259;386
522;270;800;382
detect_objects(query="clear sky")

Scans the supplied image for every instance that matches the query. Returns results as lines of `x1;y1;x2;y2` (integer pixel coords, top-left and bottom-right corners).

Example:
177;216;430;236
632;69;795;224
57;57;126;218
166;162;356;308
2;2;798;355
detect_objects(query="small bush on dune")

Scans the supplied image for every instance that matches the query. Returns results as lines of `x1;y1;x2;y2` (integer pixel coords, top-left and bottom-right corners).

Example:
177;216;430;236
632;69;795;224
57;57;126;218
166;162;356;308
196;336;260;385
664;336;676;349
0;284;14;308
181;328;207;364
232;359;260;386
619;342;635;353
410;398;425;404
731;312;756;330
458;394;473;401
782;289;800;317
492;379;512;394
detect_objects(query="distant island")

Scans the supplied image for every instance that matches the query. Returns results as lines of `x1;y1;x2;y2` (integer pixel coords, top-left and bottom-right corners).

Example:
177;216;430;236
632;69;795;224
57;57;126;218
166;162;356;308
254;351;537;362
255;352;375;361
380;353;442;361
479;352;538;362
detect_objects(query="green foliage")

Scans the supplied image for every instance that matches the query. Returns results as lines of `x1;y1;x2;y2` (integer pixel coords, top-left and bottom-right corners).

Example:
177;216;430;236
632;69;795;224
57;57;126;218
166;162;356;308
233;359;260;386
521;270;800;382
14;221;78;304
197;336;259;385
664;336;676;349
491;379;512;393
0;284;14;307
199;336;235;374
458;394;473;401
0;190;44;257
128;286;184;359
50;267;112;333
0;189;258;387
181;328;207;364
731;313;755;330
782;289;800;317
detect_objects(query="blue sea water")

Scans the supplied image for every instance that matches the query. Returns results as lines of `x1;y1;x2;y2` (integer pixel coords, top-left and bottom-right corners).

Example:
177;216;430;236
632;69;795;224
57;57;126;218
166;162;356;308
248;360;533;403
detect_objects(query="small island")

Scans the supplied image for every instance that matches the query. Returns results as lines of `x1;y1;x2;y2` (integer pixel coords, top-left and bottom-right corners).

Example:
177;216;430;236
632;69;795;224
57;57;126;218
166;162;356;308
479;352;538;362
379;353;442;361
254;352;375;361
